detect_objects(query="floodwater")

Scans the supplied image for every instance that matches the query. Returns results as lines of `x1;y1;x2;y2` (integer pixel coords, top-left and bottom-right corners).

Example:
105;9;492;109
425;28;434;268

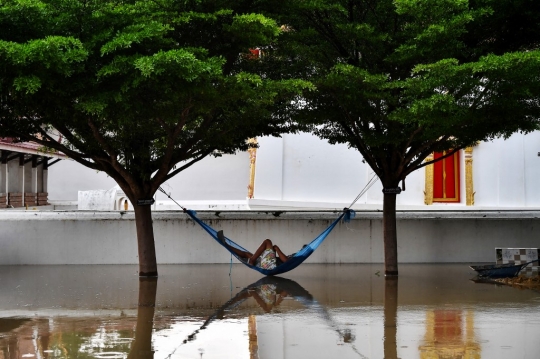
0;264;539;359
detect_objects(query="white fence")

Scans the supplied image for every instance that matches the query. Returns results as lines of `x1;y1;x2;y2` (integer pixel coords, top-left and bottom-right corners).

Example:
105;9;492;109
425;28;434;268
1;210;539;265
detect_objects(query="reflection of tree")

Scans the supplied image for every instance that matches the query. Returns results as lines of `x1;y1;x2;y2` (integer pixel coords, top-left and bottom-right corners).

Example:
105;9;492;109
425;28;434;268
128;278;158;359
384;277;398;359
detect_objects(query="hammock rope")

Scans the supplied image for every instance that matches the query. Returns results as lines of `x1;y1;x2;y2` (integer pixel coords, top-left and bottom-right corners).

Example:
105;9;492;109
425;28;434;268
347;173;379;208
157;174;377;276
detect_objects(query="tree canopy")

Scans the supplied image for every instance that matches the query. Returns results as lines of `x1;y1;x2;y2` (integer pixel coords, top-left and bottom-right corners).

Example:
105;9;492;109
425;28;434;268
0;0;309;276
258;0;540;275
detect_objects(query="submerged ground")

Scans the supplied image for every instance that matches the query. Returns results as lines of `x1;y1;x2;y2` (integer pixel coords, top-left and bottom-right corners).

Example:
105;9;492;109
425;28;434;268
0;264;539;359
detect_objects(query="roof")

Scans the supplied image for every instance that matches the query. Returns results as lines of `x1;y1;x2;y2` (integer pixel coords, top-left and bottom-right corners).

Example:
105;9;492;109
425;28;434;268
0;137;69;159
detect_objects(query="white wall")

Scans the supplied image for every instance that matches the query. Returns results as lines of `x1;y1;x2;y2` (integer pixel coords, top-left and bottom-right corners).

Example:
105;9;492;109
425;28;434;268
44;131;540;209
48;160;117;200
0;210;539;265
523;132;540;206
157;152;250;201
255;133;374;205
253;136;284;200
281;133;365;203
255;132;540;209
474;133;540;208
48;152;250;201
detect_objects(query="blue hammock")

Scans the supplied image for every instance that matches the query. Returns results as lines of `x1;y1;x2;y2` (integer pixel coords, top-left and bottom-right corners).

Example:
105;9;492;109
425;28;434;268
185;209;355;276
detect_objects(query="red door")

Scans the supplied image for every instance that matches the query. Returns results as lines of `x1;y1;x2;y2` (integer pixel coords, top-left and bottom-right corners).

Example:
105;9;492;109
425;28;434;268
433;151;460;202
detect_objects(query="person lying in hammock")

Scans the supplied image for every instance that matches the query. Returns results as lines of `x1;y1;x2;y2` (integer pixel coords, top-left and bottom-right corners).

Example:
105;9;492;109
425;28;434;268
217;230;290;270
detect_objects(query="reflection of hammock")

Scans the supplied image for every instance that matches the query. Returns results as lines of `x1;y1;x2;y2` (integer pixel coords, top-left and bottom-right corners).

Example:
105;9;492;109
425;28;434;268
185;209;353;276
164;277;368;359
165;277;316;356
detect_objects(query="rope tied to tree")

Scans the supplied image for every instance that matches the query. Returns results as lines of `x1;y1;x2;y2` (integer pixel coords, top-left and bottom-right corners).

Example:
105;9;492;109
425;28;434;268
346;173;379;209
158;186;187;211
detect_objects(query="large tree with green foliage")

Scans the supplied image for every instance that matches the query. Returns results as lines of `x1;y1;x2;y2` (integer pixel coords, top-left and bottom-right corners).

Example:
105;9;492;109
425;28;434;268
259;0;540;275
0;0;308;276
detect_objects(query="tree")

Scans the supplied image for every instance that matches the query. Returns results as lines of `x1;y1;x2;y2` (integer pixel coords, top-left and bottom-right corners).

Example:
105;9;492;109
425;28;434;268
0;0;309;276
260;0;540;275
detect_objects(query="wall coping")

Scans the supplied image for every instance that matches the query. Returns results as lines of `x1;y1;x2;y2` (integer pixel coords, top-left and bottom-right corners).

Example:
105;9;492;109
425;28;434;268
1;209;540;221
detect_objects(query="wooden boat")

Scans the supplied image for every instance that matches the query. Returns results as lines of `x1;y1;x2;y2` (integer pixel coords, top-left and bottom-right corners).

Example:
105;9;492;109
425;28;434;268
470;259;539;278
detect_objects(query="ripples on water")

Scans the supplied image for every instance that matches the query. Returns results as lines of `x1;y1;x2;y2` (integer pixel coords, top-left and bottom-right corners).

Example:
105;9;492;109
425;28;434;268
0;264;539;359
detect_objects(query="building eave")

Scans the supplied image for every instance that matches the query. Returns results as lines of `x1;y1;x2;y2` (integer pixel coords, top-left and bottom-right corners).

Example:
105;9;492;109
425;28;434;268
0;142;69;160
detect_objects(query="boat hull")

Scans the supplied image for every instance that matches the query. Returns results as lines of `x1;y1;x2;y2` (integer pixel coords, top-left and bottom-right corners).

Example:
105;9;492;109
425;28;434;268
470;263;524;278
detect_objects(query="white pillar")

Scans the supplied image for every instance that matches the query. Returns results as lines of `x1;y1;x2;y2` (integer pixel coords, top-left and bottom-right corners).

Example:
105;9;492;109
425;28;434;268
0;151;7;194
0;151;8;209
18;153;24;195
37;158;49;206
31;156;38;193
5;153;23;207
42;158;49;193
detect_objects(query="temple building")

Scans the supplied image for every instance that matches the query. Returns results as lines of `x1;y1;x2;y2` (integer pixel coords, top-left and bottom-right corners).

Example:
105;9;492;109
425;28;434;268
0;138;67;208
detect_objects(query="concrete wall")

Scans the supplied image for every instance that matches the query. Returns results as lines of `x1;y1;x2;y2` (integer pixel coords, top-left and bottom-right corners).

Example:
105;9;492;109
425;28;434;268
0;210;538;265
47;152;250;201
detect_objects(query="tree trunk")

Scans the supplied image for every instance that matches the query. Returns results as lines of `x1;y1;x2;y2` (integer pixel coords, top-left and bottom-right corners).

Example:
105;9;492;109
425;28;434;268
133;204;158;277
383;193;398;276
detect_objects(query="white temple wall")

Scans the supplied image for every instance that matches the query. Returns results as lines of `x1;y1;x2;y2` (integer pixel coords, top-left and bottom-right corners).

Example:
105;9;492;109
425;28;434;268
43;130;540;209
497;135;525;206
522;132;540;206
47;160;118;200
48;152;250;201
397;168;424;206
253;136;284;200
254;131;540;209
473;132;540;208
161;151;250;201
281;133;364;203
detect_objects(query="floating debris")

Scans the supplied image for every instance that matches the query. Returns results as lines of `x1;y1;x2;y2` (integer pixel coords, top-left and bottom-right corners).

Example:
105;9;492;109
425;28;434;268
495;274;540;290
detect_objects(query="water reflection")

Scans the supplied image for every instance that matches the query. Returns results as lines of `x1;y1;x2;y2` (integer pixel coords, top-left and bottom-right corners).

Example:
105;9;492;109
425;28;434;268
1;264;540;358
419;309;481;358
384;277;398;359
128;278;157;359
0;317;136;359
173;276;323;356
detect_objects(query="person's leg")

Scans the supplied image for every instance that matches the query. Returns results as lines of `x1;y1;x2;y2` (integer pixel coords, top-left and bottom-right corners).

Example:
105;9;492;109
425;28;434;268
249;239;273;265
217;230;252;260
273;244;289;263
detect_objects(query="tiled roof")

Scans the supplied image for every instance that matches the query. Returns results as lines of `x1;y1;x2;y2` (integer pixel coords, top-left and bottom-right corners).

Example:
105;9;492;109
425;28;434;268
0;137;68;159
